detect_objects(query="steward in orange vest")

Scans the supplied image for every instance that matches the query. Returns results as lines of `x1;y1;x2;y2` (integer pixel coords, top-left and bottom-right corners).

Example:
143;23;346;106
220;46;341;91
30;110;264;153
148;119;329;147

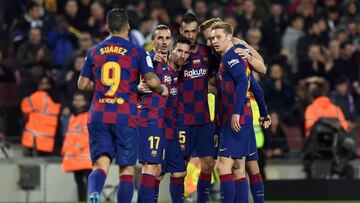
305;83;349;137
21;77;61;153
61;91;92;201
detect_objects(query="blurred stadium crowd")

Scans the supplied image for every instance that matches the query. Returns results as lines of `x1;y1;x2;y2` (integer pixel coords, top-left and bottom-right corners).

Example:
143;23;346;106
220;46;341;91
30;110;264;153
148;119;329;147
0;0;359;159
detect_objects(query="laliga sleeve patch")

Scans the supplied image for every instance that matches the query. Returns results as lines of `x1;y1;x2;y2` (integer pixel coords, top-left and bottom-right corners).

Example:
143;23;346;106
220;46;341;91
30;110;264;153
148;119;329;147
227;58;240;68
146;55;153;68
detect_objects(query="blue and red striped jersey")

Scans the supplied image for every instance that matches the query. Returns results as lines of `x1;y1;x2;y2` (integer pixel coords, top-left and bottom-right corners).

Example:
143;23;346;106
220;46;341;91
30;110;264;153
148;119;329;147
177;44;214;125
138;62;171;128
149;51;155;61
164;66;179;139
80;36;154;127
234;44;268;117
217;46;252;126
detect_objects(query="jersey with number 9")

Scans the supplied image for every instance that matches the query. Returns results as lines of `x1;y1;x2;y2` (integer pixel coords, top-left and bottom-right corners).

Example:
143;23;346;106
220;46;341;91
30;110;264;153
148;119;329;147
80;36;154;127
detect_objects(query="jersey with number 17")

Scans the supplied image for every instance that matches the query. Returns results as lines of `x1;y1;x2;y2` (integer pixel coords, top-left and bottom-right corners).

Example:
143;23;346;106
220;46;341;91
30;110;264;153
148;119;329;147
80;36;154;127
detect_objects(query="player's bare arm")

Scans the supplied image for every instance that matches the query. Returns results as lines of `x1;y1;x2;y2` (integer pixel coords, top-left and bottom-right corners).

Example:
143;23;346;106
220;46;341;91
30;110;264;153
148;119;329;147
137;79;151;93
208;76;217;95
233;37;266;74
234;48;266;74
233;37;264;63
143;72;169;96
77;76;94;91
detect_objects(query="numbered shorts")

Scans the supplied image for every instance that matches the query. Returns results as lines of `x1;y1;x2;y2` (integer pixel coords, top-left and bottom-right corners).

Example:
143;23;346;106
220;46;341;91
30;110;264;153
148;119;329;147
138;127;165;164
88;123;137;166
246;124;259;161
177;123;217;158
161;138;186;174
218;123;252;159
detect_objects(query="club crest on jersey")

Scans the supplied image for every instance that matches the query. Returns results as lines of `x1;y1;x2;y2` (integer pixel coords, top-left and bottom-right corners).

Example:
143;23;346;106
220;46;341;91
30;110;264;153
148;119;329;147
170;87;178;95
202;57;208;62
183;68;207;79
151;150;157;157
227;58;240;68
180;144;185;151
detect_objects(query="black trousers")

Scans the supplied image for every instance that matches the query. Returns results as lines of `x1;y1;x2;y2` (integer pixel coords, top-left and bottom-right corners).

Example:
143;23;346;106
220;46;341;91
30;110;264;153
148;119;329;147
74;170;92;201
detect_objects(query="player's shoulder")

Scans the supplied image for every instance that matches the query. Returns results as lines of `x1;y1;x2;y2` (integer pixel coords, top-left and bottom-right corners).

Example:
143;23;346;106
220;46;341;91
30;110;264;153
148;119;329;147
234;43;246;49
130;42;145;52
223;47;244;67
154;61;168;73
149;50;155;57
223;47;238;60
86;44;98;56
234;43;251;55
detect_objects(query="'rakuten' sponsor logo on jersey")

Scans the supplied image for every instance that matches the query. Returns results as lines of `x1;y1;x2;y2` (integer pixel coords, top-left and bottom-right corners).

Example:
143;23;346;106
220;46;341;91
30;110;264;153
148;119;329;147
164;75;172;83
183;68;207;79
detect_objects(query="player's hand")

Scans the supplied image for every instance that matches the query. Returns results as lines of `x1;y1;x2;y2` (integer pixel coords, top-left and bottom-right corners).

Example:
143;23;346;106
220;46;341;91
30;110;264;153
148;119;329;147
231;114;241;132
234;48;252;62
138;80;151;93
259;115;271;129
154;51;167;63
160;84;169;97
232;37;247;45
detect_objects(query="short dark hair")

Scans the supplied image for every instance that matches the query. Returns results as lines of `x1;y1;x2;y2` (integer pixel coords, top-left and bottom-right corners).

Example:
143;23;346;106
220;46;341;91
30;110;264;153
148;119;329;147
173;36;191;49
181;13;199;26
289;13;303;23
106;8;129;33
151;24;170;40
340;40;353;49
74;90;88;99
200;18;222;33
335;75;348;86
310;81;329;99
26;1;40;12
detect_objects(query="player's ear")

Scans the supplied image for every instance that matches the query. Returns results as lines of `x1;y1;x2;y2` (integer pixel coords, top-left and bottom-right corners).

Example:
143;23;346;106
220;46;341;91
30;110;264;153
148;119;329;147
126;23;130;31
227;33;232;40
170;37;174;47
105;24;110;33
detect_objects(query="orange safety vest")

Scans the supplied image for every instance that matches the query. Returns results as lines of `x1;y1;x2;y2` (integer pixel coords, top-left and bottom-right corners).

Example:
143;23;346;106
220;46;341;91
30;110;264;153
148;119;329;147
61;112;92;172
21;91;61;152
304;96;349;137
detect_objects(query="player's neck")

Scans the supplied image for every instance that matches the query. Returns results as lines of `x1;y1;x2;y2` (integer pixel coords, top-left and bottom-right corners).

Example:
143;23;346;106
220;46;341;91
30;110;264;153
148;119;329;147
110;32;128;39
190;44;198;53
221;43;233;56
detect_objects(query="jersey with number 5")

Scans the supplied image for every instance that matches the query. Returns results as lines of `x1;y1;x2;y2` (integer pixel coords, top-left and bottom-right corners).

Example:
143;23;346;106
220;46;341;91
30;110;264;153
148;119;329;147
80;36;154;127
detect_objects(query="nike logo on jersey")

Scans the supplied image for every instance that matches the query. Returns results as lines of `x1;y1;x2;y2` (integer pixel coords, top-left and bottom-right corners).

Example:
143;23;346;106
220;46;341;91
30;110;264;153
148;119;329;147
219;148;228;152
249;152;256;156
